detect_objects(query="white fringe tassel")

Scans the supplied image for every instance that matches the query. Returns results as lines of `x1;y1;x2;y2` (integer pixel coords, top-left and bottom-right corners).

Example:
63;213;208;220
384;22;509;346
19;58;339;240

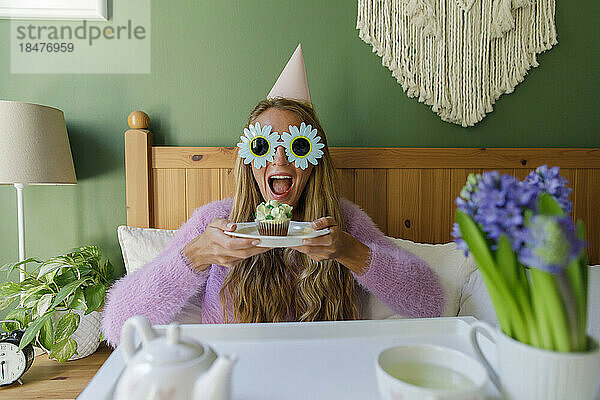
356;0;557;127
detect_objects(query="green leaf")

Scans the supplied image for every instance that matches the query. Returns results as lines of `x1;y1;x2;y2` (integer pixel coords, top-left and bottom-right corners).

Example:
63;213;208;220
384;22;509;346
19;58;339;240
50;279;87;310
84;283;106;313
537;192;565;216
455;211;497;272
1;308;30;331
0;295;18;309
35;293;54;318
0;281;21;297
101;260;115;285
19;311;54;351
0;258;40;273
53;311;80;343
68;288;87;311
22;288;52;309
22;284;51;297
531;278;554;350
496;235;518;288
20;278;38;291
54;270;78;287
530;269;571;352
456;210;529;343
50;338;77;363
494;235;539;346
38;314;54;351
43;269;59;283
75;266;94;278
37;261;65;280
523;209;534;227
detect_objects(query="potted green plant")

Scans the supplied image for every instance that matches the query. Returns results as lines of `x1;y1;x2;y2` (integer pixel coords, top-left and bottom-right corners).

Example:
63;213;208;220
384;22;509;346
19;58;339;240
0;246;115;363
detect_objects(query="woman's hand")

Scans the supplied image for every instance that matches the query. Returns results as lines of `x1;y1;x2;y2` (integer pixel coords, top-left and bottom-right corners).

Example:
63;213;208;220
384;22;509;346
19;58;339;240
183;218;270;271
293;216;371;275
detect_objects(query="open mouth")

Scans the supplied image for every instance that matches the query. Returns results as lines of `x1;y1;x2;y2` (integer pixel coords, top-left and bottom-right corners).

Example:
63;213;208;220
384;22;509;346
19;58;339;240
268;175;294;198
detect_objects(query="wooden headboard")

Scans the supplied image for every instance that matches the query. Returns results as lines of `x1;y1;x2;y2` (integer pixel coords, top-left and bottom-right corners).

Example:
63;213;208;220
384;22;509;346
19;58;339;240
124;111;600;264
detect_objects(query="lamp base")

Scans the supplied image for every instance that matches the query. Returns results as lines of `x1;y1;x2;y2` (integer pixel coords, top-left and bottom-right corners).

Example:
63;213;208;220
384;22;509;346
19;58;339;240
14;183;26;281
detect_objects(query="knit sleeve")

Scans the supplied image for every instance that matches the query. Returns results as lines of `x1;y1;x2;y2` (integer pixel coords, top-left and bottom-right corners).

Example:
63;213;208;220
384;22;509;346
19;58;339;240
101;199;232;347
340;198;444;318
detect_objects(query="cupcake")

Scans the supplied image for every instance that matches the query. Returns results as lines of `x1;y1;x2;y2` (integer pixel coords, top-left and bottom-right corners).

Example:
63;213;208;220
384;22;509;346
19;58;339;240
255;200;293;236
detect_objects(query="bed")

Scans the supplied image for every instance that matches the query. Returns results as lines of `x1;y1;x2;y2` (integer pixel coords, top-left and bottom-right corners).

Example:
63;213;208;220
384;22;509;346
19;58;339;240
123;111;600;265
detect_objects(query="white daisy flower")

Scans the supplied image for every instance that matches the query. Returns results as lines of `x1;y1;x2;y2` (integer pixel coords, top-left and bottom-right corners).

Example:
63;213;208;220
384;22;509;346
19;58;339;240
281;122;325;170
237;122;281;169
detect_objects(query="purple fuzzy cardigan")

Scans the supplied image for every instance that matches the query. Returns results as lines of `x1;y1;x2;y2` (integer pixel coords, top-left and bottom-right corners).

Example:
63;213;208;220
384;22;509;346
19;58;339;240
102;198;444;347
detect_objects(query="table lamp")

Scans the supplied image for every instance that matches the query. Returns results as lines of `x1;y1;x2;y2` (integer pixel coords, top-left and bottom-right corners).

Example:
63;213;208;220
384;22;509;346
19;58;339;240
0;100;77;281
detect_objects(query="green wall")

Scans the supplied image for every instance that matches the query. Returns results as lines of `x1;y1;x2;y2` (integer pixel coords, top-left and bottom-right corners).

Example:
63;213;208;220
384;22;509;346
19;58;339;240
0;1;598;281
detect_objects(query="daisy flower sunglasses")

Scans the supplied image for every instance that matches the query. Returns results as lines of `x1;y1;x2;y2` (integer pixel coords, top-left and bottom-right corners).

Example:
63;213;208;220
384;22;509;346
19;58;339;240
237;122;325;169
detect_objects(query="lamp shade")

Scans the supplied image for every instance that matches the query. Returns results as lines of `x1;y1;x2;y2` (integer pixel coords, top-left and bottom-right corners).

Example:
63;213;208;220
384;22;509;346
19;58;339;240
0;100;76;185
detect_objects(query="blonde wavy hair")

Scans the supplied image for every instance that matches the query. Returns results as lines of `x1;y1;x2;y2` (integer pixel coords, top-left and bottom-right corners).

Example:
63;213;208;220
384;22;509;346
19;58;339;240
220;98;359;323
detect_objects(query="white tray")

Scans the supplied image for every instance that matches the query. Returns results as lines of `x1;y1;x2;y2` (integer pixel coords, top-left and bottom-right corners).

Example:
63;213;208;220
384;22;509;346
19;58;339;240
80;317;503;400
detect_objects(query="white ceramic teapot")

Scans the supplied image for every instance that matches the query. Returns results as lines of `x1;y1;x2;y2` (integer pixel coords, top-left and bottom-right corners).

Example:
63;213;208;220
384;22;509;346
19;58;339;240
113;316;237;400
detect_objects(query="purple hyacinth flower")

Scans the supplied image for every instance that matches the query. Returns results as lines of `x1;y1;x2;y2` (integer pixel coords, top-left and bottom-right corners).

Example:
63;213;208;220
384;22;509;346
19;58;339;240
454;166;578;265
518;215;586;274
451;222;469;257
454;171;531;254
525;165;573;213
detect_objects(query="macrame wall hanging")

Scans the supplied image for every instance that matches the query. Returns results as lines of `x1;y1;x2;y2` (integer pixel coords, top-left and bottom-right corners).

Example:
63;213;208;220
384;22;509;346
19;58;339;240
356;0;557;127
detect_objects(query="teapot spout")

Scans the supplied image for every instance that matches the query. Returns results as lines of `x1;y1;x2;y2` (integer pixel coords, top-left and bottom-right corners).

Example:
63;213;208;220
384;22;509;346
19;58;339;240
193;354;237;400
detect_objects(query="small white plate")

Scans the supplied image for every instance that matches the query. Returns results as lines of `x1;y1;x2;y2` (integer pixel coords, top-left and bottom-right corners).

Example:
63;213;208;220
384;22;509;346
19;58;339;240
223;221;330;247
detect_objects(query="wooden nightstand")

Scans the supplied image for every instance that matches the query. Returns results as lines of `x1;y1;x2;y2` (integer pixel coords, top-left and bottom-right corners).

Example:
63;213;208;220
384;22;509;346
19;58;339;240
0;343;112;399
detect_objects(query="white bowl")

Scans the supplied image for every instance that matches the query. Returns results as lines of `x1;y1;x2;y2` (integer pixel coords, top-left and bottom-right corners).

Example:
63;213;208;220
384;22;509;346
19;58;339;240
376;344;488;400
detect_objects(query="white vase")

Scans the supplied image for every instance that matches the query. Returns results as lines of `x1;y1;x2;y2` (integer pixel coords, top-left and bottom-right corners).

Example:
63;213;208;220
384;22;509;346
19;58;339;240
50;309;102;360
470;321;600;400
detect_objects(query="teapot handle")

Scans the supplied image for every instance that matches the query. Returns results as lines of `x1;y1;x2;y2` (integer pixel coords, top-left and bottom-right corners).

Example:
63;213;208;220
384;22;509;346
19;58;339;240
120;316;157;364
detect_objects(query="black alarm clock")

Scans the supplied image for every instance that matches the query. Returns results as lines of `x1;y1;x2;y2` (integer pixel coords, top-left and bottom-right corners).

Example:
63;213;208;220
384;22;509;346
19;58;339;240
0;329;35;387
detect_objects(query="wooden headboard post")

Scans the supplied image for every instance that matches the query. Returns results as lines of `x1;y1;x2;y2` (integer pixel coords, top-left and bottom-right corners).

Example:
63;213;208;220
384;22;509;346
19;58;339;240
123;110;600;264
125;111;153;227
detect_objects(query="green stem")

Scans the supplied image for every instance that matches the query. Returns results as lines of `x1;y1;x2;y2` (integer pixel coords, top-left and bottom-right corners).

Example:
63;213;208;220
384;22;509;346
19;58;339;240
456;212;529;343
515;282;540;347
530;274;554;349
530;268;571;352
489;271;527;342
495;237;539;346
564;261;587;351
50;281;61;294
15;265;41;281
478;268;513;336
516;266;540;345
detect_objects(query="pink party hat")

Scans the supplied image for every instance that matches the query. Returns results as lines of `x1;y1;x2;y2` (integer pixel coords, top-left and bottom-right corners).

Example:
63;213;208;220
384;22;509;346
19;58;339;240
267;43;312;105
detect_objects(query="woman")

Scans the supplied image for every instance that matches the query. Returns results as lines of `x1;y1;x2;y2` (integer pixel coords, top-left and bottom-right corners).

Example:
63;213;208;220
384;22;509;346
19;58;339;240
101;98;444;347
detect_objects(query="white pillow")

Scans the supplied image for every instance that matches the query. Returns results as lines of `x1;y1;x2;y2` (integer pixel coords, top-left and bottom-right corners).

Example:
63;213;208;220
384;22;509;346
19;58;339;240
117;225;176;274
373;238;478;318
116;226;476;319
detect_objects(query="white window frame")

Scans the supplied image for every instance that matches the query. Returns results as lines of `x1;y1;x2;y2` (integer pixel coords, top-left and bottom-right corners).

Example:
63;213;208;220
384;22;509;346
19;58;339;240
0;0;107;21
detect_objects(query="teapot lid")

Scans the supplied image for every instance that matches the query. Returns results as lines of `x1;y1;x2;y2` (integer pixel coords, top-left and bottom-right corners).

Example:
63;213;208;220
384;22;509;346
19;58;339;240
141;324;206;364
